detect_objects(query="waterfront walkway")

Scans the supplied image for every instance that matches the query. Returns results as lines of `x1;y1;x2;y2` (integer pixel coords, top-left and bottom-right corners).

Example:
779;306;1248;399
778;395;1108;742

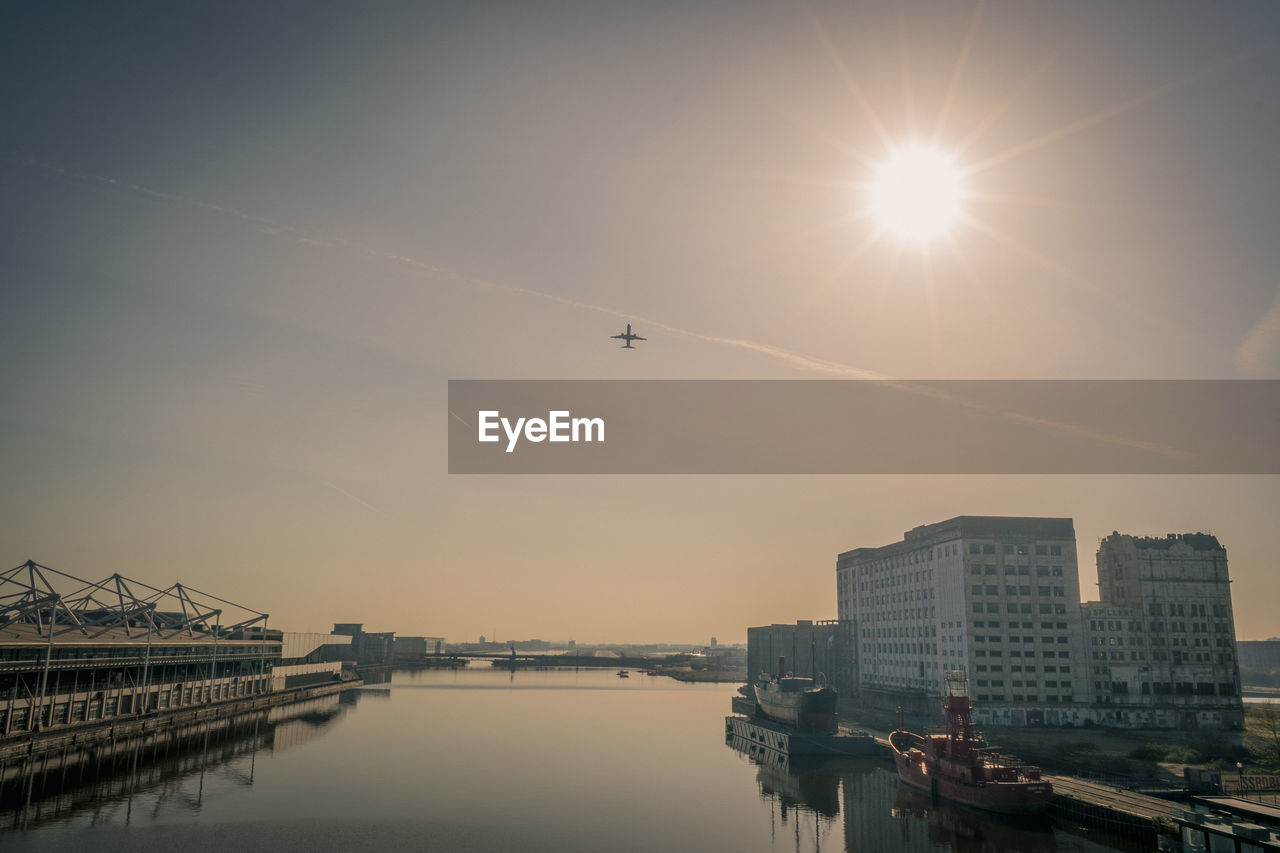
0;678;361;767
1045;773;1182;841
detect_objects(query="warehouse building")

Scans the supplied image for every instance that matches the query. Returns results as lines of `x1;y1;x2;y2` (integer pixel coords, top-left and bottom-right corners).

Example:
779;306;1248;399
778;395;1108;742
828;519;1246;729
1085;532;1243;729
836;516;1088;725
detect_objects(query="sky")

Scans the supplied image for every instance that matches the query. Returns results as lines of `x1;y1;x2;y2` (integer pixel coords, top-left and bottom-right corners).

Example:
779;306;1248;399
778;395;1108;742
2;1;1278;643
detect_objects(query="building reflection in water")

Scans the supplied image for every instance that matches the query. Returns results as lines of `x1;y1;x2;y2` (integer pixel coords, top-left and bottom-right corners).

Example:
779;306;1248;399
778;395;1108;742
727;733;847;852
0;690;364;831
890;785;1056;853
727;733;1059;853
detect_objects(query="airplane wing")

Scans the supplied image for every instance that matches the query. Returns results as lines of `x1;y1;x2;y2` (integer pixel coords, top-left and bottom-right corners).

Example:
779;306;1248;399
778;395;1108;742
632;335;646;341
610;333;626;339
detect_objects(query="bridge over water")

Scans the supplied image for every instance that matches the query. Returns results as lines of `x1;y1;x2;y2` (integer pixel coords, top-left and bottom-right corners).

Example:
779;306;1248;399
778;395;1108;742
421;652;698;670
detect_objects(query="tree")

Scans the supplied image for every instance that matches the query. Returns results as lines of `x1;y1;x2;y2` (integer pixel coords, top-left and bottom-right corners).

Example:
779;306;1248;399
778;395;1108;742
1255;703;1280;761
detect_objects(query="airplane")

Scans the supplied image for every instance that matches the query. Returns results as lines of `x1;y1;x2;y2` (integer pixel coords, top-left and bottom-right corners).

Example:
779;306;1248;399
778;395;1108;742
611;323;646;349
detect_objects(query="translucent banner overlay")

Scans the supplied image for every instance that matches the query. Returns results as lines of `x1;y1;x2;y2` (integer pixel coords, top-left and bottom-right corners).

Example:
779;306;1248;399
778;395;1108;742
447;380;1280;474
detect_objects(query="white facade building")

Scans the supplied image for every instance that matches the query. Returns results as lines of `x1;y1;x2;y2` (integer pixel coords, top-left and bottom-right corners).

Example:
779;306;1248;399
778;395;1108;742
837;516;1090;725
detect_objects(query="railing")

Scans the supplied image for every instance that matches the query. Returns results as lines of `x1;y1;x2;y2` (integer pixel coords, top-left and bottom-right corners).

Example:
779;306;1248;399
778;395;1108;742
1071;768;1188;795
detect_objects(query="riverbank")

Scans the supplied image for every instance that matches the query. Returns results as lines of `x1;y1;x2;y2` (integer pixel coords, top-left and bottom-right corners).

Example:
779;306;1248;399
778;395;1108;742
657;667;747;683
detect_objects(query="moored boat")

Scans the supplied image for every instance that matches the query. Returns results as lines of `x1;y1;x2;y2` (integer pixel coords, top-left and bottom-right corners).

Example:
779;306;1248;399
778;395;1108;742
888;671;1052;815
752;656;838;732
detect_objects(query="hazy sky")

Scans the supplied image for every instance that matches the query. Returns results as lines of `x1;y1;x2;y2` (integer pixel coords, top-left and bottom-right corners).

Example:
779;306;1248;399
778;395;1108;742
3;1;1279;643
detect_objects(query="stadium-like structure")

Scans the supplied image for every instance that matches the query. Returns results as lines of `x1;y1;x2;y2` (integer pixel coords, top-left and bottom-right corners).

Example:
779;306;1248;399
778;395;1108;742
0;560;292;736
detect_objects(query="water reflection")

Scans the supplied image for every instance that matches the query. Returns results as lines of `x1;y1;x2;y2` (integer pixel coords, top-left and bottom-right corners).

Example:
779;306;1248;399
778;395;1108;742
728;732;1074;853
728;735;841;817
0;691;360;831
2;670;1147;852
891;786;1056;853
728;734;842;851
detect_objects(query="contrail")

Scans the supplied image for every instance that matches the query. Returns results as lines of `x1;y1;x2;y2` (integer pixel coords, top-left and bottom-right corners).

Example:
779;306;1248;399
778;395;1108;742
14;153;886;378
324;481;379;513
15;157;1198;465
12;157;336;247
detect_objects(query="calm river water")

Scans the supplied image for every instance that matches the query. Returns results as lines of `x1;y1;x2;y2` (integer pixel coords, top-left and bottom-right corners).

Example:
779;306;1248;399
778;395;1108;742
4;668;1142;852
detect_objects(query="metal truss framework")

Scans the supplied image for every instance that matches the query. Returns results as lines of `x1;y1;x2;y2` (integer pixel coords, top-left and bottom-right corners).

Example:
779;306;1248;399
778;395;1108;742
0;560;272;735
0;560;269;640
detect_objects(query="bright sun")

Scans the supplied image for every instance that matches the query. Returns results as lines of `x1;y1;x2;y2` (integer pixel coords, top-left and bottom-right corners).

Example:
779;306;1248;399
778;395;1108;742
866;144;967;246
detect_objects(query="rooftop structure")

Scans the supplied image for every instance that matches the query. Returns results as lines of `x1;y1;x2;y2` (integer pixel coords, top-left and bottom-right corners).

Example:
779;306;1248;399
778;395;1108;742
1;559;271;643
0;560;283;735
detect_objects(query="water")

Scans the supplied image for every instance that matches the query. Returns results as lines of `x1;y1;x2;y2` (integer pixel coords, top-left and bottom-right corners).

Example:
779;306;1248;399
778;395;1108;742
3;668;1141;852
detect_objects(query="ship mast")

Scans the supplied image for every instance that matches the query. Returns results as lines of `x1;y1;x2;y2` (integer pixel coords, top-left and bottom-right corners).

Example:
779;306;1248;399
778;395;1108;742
943;670;978;747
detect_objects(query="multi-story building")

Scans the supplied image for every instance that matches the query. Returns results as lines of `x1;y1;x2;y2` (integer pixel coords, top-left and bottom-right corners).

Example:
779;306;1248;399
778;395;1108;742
746;620;848;688
1239;640;1280;686
1086;532;1243;729
836;516;1090;725
391;635;446;661
830;519;1246;729
331;623;397;665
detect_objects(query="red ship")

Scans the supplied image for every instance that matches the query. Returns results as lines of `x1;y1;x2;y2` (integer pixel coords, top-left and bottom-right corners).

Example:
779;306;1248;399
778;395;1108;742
888;671;1052;815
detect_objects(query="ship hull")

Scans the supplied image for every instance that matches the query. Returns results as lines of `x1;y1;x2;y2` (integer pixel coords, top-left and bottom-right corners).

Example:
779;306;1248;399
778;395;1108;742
889;731;1053;816
753;684;838;731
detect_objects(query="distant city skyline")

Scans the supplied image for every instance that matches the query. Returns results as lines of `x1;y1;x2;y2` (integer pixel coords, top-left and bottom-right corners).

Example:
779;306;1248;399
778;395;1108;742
2;2;1278;643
